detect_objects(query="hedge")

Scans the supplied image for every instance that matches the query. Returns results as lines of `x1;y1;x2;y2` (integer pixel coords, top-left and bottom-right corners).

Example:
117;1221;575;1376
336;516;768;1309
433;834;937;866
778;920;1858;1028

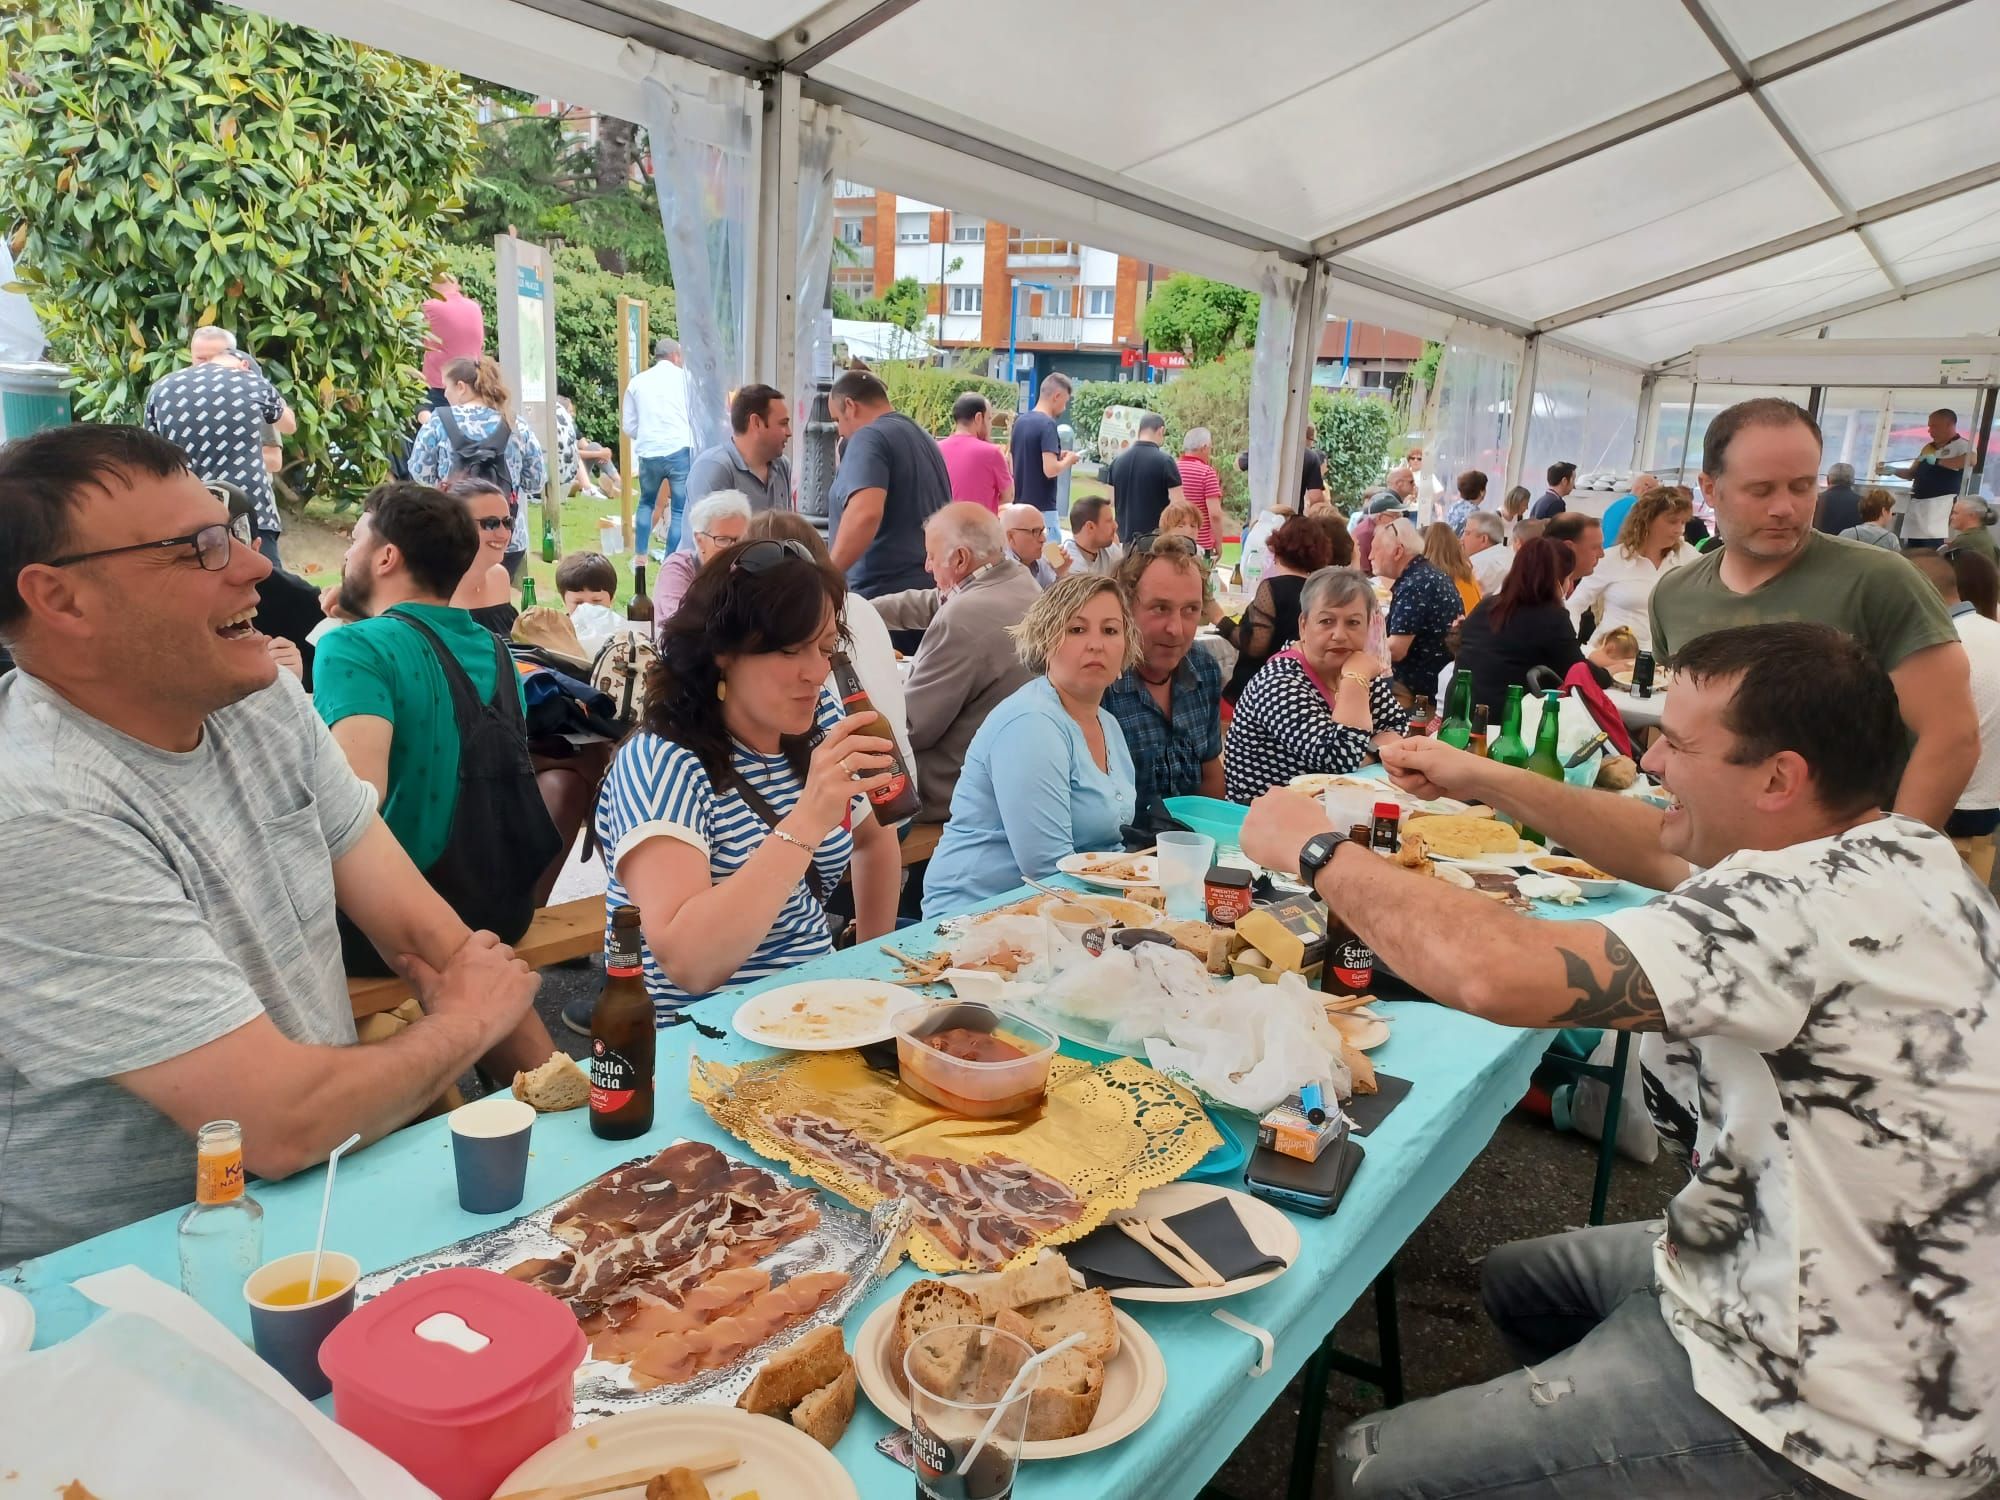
873;361;1018;436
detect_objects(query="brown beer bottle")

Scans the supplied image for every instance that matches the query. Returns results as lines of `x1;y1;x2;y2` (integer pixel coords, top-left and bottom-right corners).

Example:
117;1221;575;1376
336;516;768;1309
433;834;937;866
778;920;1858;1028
627;562;655;627
830;650;922;824
1469;703;1492;758
589;905;656;1141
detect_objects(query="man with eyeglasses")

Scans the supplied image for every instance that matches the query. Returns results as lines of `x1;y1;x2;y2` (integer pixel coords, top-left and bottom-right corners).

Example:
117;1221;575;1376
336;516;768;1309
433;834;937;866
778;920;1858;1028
1000;502;1065;588
0;426;550;1268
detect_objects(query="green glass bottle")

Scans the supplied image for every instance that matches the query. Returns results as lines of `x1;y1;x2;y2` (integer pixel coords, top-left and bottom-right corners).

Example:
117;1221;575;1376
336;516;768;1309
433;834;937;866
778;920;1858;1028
1520;689;1565;846
1490;685;1529;769
1438;669;1474;750
540;504;558;563
520;577;538;610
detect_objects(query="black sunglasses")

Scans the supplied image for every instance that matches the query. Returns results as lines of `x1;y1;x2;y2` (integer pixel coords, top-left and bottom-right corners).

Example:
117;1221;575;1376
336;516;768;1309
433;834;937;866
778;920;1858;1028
49;496;255;574
1126;531;1199;557
475;516;512;533
729;538;817;575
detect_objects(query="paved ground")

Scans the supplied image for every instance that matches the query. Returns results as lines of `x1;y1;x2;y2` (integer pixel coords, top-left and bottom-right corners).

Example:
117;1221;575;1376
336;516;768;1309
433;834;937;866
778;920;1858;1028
526;944;1684;1499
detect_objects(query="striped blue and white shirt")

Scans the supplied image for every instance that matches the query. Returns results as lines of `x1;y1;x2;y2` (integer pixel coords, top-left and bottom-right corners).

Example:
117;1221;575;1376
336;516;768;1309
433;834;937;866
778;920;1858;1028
595;690;854;1022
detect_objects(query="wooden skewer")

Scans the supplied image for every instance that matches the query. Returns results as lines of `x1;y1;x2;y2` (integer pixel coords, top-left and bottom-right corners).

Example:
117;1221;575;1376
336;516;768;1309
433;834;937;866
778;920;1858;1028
495;1445;741;1500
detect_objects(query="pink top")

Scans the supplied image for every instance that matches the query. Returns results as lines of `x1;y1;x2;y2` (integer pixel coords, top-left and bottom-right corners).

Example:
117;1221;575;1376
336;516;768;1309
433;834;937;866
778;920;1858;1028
421;291;486;388
1177;456;1223;550
653;547;701;620
936;431;1013;513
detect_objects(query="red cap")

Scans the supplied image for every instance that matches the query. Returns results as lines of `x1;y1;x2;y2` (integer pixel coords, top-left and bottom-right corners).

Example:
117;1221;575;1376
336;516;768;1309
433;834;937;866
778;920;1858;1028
1373;802;1401;820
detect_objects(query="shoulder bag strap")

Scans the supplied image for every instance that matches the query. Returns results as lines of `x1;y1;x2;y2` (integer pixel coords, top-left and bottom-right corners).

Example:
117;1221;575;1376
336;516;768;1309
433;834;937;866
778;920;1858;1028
720;763;831;907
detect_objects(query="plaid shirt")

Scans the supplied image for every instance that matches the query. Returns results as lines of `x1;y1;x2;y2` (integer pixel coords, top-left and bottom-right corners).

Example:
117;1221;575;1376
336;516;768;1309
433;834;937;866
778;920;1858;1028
1104;647;1224;807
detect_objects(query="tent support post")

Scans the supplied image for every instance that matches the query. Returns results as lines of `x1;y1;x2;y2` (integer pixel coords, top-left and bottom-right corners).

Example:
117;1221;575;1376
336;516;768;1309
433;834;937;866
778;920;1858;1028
1632;373;1657;472
1504;334;1541;495
753;69;804;409
1975;384;1998;490
1271;258;1328;517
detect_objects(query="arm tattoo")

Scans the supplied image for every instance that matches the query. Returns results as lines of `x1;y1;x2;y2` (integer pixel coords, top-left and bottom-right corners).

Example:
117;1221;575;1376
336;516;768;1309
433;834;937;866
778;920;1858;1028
1549;928;1666;1031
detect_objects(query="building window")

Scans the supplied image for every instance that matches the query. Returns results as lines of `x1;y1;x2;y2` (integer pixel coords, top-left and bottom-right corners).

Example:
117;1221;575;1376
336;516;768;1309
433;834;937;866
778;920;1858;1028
1085;286;1115;318
896;213;929;244
949;285;983;314
834;178;870;198
838;218;864;245
950;221;986;243
1043;287;1073;317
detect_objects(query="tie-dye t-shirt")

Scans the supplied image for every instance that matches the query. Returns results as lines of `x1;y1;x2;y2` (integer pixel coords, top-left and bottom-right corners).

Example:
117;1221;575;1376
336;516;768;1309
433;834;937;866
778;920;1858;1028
1603;815;1999;1499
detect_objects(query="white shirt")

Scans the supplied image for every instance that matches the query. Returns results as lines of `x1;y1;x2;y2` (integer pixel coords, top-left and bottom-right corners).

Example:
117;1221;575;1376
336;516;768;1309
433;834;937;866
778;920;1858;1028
1952;605;2000;811
1604;817;2000;1500
1566;542;1695;649
620;358;693;458
1062;537;1124;577
1468;541;1514;595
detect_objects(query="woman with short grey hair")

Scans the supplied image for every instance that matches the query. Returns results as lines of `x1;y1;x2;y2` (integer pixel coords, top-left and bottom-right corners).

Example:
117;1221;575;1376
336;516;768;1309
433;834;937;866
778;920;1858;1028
654;490;754;619
1224;565;1408;802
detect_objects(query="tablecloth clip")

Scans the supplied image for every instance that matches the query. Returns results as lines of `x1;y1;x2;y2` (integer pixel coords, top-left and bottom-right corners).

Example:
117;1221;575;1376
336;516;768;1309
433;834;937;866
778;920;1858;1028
1211;1309;1273;1377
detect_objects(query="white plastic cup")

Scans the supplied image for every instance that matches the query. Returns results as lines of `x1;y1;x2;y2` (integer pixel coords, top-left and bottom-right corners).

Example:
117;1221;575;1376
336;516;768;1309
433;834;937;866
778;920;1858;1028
1157;831;1215;921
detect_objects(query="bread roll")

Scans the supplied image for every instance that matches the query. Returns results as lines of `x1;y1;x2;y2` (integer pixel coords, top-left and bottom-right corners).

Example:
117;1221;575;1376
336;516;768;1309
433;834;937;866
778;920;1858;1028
1024;1346;1105;1441
511;1051;590;1112
1014;1288;1117;1364
889;1281;981;1396
789;1359;856;1449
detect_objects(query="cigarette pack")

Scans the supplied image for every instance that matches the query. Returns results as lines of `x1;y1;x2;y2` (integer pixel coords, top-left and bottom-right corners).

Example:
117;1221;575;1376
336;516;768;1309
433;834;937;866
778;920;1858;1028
1256;1096;1343;1162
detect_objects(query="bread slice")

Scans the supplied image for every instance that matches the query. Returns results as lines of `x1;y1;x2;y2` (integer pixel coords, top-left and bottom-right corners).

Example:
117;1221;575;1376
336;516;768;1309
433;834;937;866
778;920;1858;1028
1015;1288;1118;1364
789;1358;856;1449
511;1051;590;1112
737;1325;848;1420
964;1250;1076;1321
889;1280;981;1396
1024;1347;1105;1442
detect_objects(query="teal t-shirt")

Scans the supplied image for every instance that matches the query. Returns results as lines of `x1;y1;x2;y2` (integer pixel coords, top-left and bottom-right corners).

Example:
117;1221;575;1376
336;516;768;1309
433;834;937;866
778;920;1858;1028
312;603;526;870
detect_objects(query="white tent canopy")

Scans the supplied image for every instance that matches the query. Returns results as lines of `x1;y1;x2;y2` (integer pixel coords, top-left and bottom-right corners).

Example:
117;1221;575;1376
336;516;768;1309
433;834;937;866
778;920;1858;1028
253;0;2000;499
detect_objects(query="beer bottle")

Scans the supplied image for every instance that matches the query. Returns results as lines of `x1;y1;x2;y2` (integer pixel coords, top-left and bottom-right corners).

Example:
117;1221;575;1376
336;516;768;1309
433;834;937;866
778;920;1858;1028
1468;703;1491;757
830;650;922;824
540;505;558;563
1405;695;1435;737
177;1120;264;1343
628;561;655;628
520;577;539;610
1326;823;1377;996
590;906;656;1141
1438;670;1473;749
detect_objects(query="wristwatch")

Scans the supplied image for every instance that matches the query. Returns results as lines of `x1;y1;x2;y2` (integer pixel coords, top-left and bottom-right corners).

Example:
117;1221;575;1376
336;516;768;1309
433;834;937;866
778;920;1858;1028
1297;829;1349;889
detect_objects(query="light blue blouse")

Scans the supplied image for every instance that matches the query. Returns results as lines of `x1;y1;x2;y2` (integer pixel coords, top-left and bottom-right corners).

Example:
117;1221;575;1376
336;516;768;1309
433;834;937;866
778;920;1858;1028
921;676;1138;918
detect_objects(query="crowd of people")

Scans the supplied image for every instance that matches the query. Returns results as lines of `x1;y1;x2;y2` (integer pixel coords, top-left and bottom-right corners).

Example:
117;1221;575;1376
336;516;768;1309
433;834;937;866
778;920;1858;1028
2;319;1997;1500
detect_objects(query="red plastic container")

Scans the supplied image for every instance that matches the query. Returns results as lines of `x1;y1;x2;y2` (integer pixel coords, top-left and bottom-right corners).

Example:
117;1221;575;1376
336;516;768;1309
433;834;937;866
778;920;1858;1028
318;1267;586;1500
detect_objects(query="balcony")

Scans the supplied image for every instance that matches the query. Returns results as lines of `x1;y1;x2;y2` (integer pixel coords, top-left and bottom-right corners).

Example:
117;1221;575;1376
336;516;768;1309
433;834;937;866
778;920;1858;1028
832;242;874;270
1017;315;1079;343
1006;236;1081;270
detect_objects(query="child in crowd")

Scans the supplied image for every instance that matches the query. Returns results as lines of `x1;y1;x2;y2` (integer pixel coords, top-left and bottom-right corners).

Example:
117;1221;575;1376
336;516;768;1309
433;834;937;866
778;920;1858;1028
555;551;618;612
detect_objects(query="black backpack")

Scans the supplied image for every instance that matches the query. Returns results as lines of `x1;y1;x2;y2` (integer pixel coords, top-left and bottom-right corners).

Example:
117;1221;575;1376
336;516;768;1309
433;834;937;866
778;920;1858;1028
437;407;517;516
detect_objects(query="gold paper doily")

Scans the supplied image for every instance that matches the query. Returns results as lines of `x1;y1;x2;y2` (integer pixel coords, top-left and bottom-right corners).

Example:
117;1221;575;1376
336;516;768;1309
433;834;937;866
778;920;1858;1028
692;1051;1222;1272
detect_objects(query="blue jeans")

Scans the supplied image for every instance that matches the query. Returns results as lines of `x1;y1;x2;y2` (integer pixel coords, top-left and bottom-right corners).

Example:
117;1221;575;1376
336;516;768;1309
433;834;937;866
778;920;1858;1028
636;449;691;559
1336;1222;1840;1499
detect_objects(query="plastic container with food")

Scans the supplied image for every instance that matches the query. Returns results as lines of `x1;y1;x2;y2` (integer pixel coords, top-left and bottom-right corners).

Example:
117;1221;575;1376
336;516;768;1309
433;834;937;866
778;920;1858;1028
893;1001;1056;1118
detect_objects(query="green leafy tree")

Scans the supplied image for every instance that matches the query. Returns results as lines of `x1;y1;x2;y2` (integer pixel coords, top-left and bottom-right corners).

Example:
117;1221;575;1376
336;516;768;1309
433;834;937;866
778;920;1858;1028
1141;274;1259;365
872;362;1015;436
0;0;476;506
1311;388;1396;502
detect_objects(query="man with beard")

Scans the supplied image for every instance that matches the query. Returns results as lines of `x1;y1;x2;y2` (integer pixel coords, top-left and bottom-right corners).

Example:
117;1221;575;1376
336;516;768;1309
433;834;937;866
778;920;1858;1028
0;428;547;1266
1104;537;1224;805
1240;620;1999;1500
1650;397;1975;828
314;481;559;975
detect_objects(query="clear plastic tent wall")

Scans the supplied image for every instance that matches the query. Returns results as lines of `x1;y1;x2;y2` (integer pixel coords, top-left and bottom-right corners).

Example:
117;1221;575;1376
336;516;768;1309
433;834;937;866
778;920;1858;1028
1430;322;1523;504
792;99;840;480
1246;260;1318;520
1519;345;1643;488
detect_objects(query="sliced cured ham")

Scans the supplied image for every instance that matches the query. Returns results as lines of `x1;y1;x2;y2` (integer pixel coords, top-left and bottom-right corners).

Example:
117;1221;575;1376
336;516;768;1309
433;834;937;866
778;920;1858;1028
625;1270;851;1390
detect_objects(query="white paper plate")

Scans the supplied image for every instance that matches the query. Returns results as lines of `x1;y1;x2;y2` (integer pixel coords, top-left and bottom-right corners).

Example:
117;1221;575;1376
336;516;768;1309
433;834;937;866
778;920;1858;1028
0;1285;32;1356
731;978;921;1051
1525;858;1621;898
1294;773;1470;817
1056;852;1160;891
854;1298;1165;1460
1096;1183;1301;1304
1429;847;1543;870
493;1404;858;1499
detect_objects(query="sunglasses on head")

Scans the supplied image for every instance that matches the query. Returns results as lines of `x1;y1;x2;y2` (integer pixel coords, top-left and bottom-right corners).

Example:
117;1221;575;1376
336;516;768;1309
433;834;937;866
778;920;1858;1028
1126;531;1198;556
729;538;817;575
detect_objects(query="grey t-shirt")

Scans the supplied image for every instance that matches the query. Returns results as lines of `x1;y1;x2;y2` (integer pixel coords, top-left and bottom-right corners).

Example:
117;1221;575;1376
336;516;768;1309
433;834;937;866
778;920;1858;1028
828;411;953;597
0;671;375;1266
686;440;793;515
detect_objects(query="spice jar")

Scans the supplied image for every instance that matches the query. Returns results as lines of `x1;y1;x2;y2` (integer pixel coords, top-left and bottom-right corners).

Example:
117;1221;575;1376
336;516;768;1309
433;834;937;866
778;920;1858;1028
1204;866;1255;926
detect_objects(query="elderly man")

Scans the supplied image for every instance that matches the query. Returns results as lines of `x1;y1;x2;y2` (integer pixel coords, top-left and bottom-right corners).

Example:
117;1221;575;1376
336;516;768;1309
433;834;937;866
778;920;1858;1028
1063;495;1123;577
143;326;296;565
1599;471;1657;545
1463;509;1513;594
868;503;1039;826
1350;491;1405;578
1107;411;1185;541
1652;397;1975;828
1105;538;1224;805
654;490;751;618
684;382;792;520
1241;620;1999;1500
1373;516;1460;698
1947;496;1999;564
1000;502;1062;587
1813;461;1862;536
1176;427;1225;553
621;335;694;559
827;368;953;602
1529;460;1576;520
0;426;545;1266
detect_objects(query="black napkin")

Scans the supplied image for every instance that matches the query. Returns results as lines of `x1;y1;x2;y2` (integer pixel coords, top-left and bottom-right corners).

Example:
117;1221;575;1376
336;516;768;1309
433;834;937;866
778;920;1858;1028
1068;1196;1288;1291
1343;1073;1412;1137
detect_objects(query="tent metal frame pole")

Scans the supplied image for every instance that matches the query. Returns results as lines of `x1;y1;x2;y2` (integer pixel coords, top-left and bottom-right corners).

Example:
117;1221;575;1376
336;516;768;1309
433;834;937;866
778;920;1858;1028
1675;382;1699;484
1974;384;1998;490
1504;335;1541;496
753;71;804;406
1633;373;1658;472
1270;260;1328;519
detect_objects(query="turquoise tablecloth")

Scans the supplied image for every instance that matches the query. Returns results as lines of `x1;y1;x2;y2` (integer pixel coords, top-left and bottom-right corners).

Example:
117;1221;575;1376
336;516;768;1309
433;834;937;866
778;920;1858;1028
6;800;1656;1499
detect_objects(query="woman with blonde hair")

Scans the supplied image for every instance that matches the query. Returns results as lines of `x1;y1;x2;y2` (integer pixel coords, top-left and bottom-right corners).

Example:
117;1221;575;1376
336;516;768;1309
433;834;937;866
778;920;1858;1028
1423;521;1482;615
1567;484;1696;649
408;354;548;579
921;574;1139;915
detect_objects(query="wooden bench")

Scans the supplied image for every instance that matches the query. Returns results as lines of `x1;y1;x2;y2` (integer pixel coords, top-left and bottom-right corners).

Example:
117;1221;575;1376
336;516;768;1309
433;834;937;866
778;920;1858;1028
347;895;606;1020
900;821;942;868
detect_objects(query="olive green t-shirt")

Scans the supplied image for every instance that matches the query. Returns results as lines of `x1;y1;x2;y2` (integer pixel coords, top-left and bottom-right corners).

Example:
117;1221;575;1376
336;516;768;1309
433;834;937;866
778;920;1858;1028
1649;531;1957;672
312;603;526;870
